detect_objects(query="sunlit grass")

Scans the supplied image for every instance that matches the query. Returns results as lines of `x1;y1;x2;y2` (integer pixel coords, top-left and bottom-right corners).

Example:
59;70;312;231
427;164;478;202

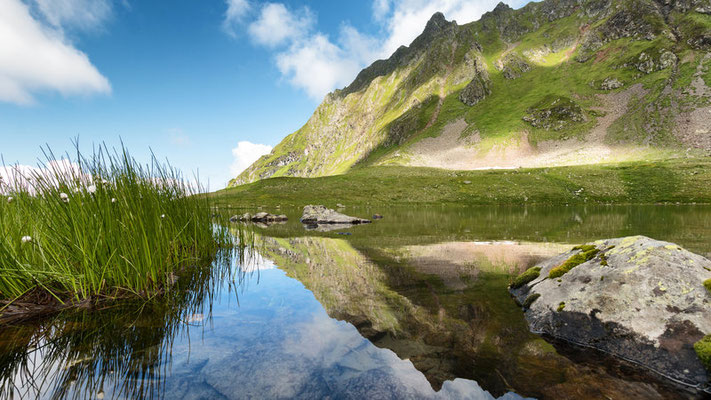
0;144;232;305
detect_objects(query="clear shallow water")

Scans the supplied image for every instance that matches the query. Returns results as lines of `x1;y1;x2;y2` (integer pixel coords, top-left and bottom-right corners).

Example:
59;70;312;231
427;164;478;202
1;205;710;399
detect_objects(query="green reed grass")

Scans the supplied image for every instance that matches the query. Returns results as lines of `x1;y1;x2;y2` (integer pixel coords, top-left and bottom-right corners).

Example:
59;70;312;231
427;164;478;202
0;144;232;304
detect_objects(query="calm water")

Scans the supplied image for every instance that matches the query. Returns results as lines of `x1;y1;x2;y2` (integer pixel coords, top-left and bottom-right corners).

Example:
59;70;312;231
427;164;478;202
1;205;710;399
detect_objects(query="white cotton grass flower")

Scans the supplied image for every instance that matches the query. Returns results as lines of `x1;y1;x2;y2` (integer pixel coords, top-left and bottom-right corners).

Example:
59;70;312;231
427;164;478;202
21;236;32;243
60;193;69;203
111;198;117;203
87;185;96;194
161;214;166;219
7;196;13;204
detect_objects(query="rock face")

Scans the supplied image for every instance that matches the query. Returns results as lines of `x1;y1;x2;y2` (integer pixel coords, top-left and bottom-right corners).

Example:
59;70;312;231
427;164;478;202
300;205;371;225
459;75;491;106
499;53;531;80
509;236;711;391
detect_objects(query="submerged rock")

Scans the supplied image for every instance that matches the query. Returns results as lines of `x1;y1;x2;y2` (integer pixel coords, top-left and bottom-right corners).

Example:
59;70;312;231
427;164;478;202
300;205;371;225
509;236;711;391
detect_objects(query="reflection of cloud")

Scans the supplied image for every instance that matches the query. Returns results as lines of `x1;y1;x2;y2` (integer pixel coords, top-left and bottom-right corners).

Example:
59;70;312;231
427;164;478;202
238;252;276;273
284;312;523;399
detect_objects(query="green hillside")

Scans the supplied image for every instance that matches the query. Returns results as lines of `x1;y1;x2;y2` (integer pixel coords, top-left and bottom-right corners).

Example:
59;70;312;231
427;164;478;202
230;0;711;186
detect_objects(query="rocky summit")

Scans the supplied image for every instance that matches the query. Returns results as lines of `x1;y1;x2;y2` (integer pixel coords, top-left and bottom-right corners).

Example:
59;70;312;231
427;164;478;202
509;236;711;391
231;0;711;186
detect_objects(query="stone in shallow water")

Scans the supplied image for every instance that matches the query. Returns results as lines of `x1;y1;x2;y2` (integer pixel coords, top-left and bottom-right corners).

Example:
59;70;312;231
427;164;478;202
509;235;711;391
300;205;371;225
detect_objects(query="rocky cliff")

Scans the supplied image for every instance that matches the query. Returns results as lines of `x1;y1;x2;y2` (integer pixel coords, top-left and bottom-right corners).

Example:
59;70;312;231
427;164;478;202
231;0;711;186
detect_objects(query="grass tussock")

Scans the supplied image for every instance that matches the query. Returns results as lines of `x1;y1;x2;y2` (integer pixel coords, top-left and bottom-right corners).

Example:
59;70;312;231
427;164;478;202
0;144;231;306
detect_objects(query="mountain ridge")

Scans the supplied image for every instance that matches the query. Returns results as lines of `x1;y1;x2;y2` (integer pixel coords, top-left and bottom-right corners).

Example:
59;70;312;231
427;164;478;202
231;0;711;187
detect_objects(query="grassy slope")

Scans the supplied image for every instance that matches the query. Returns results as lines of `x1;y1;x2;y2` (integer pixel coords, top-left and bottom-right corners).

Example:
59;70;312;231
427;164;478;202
213;159;711;207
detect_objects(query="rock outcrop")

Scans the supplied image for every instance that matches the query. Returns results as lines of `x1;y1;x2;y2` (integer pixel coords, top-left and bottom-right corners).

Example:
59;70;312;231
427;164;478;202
509;236;711;391
459;75;491;106
300;205;371;225
498;53;531;80
522;96;585;131
600;77;624;90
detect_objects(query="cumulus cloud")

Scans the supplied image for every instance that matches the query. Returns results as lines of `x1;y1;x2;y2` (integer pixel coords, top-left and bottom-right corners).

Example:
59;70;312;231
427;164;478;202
276;32;368;100
222;0;250;37
230;141;273;176
0;0;111;105
247;3;313;47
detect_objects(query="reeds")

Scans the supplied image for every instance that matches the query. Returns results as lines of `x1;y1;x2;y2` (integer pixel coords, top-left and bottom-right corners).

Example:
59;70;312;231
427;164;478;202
0;144;231;304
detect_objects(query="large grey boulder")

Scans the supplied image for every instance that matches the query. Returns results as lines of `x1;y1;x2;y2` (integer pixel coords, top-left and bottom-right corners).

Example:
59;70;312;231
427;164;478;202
300;205;371;225
509;236;711;391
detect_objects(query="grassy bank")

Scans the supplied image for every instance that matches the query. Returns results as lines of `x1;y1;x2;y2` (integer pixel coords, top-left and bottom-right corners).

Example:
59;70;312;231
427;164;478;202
0;146;232;312
213;158;711;207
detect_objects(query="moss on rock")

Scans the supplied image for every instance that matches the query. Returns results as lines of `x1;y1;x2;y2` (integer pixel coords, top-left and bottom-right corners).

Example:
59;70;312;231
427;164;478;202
704;278;711;294
694;334;711;371
557;302;566;312
523;293;541;308
549;245;600;278
511;266;542;289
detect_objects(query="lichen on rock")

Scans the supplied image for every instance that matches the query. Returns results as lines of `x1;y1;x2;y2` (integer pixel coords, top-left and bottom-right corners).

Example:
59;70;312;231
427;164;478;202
509;236;711;391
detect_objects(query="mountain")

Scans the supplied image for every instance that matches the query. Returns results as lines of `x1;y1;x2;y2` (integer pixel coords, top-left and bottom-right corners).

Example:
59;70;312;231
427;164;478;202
230;0;711;186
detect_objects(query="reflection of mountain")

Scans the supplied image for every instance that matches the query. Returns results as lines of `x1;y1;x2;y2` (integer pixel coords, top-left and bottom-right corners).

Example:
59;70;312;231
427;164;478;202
259;235;692;399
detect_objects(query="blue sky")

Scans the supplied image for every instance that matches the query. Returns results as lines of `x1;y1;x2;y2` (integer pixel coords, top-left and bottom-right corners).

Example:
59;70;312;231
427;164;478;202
0;0;527;189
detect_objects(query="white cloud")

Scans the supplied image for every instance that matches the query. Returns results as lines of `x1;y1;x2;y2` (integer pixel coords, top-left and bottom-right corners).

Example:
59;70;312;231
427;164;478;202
222;0;250;37
31;0;113;32
276;32;370;100
230;141;273;176
372;0;391;21
248;3;313;47
0;0;111;105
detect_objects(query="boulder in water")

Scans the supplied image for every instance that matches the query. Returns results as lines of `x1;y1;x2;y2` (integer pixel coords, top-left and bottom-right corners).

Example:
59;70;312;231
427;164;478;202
509;236;711;391
300;205;371;225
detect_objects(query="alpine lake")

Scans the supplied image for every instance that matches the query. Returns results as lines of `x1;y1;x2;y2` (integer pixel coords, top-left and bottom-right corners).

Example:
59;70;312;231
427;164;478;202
2;205;711;399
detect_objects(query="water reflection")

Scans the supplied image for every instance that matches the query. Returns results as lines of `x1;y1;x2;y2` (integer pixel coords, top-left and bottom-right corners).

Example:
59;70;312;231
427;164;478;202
256;234;695;399
0;249;246;400
1;205;710;399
